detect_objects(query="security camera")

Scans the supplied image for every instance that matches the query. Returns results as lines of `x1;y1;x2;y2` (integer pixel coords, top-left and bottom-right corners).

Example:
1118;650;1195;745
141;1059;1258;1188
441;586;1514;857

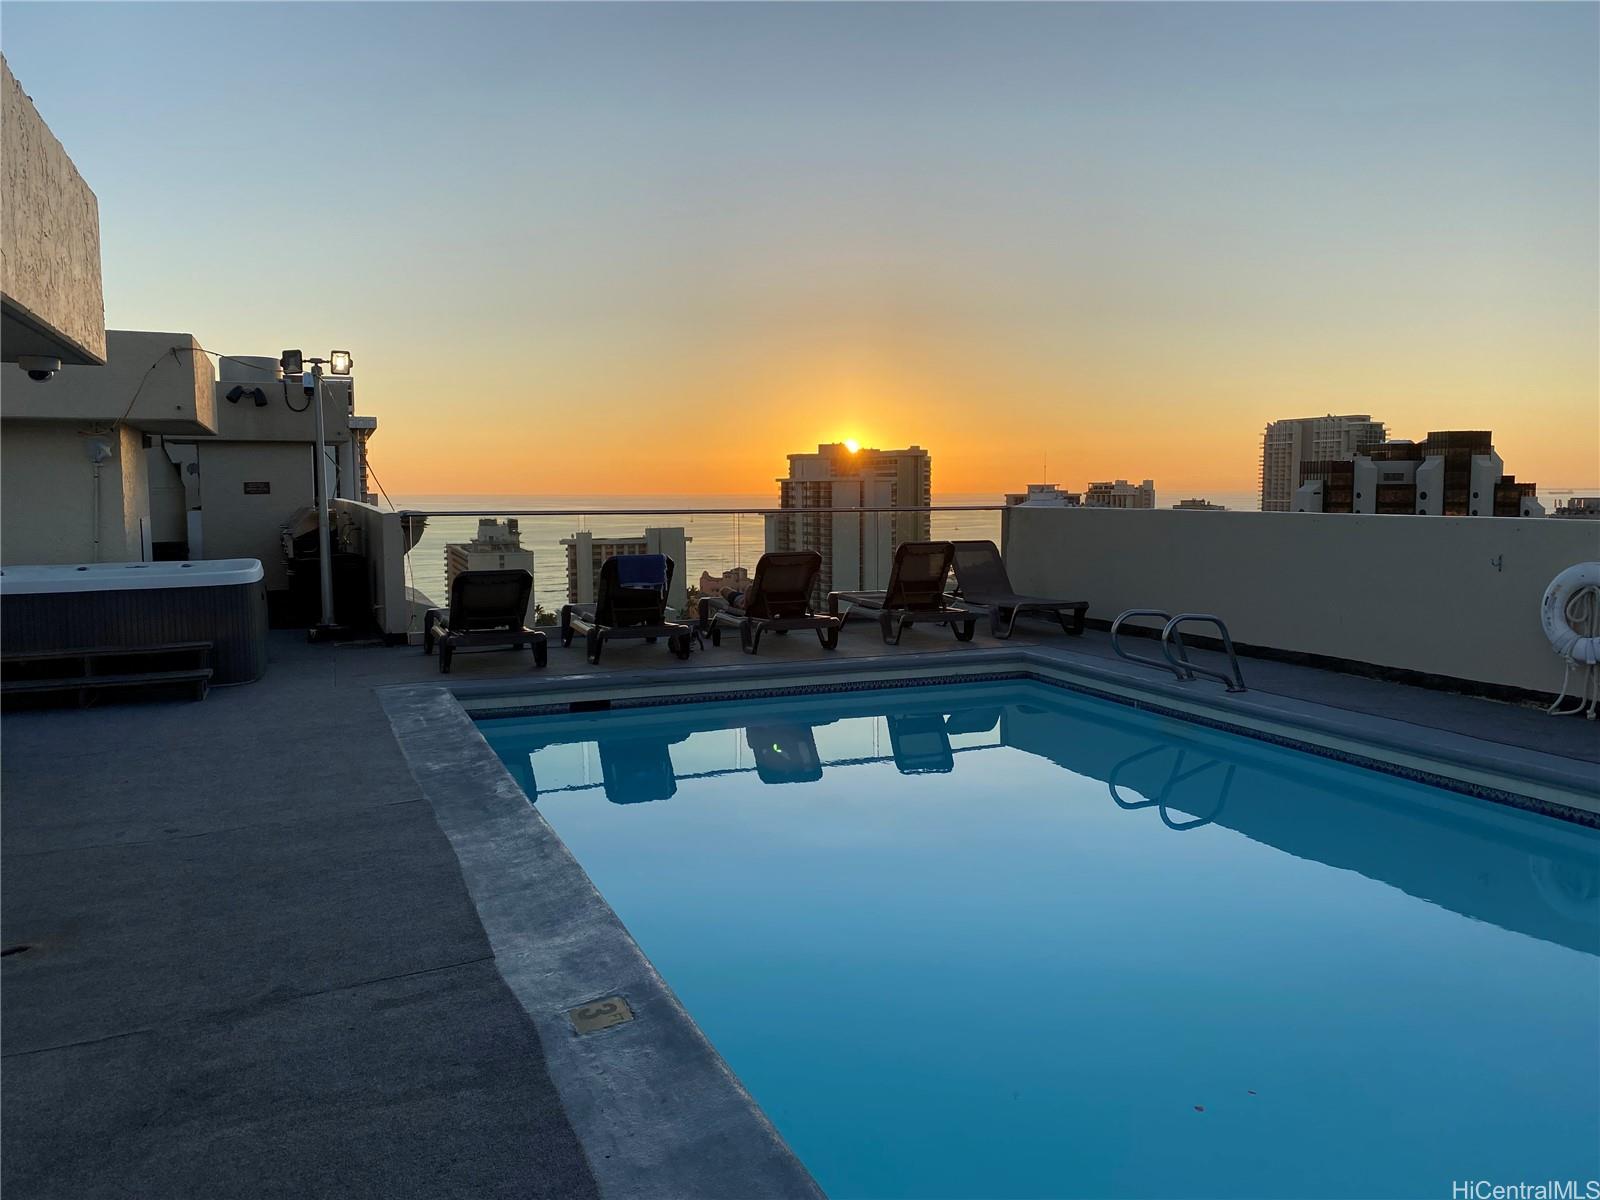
17;355;61;382
301;370;316;398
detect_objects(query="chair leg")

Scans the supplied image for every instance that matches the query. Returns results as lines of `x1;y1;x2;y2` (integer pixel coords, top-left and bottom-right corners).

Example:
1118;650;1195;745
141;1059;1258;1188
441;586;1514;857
954;619;977;643
880;612;902;645
671;634;692;660
439;643;453;673
1058;607;1084;636
560;606;574;648
533;639;548;668
819;623;839;650
586;630;601;665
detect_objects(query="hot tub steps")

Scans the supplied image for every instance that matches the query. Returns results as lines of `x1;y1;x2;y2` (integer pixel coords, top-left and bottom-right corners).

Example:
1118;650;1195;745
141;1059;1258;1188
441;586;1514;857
1;643;213;707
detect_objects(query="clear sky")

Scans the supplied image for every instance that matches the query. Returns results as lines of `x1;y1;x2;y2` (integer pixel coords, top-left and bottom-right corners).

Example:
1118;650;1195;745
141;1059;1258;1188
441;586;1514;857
4;2;1596;496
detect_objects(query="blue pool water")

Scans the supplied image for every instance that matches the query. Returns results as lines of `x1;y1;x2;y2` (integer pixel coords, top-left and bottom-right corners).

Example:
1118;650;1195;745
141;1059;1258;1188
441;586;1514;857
481;681;1600;1199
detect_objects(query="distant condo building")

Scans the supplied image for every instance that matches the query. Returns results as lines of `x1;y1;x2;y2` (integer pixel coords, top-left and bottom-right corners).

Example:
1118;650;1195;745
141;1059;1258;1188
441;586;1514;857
1553;497;1600;520
562;527;691;612
699;566;751;595
1173;498;1227;511
1084;479;1156;510
1292;431;1542;517
1005;483;1081;507
446;519;536;622
1260;414;1386;512
767;443;932;596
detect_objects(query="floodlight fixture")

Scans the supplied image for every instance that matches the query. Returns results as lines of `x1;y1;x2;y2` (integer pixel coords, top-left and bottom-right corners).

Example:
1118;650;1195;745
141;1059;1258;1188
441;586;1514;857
328;350;353;376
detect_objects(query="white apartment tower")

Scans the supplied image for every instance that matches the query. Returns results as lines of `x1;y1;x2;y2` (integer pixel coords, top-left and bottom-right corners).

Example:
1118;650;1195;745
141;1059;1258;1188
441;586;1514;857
1260;414;1386;512
444;519;537;624
766;443;932;597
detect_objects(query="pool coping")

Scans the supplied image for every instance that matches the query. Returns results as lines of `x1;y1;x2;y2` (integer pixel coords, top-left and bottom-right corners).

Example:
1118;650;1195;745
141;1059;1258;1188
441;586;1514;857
380;646;1599;1200
380;681;827;1200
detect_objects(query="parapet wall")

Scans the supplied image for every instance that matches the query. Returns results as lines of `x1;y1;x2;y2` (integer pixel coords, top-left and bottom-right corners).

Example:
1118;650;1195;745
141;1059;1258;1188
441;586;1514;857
1003;506;1598;695
1;56;105;365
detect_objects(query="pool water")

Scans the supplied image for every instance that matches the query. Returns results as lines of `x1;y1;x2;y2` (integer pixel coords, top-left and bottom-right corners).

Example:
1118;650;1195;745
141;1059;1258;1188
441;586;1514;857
481;681;1600;1200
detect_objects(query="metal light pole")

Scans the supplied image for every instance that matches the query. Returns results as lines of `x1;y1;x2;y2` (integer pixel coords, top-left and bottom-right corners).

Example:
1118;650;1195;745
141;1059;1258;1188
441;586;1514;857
283;348;353;642
310;363;336;633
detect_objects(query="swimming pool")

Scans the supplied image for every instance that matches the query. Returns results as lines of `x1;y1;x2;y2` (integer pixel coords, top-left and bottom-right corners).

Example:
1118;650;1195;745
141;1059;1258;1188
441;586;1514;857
480;680;1600;1199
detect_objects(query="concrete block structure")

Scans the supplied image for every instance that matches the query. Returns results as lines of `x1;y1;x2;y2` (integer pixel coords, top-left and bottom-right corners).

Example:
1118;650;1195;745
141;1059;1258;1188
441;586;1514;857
1293;431;1542;518
1;56;106;367
1;332;216;565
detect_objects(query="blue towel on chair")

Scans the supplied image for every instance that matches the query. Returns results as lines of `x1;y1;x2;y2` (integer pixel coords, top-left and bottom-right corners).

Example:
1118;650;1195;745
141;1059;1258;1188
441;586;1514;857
613;554;668;590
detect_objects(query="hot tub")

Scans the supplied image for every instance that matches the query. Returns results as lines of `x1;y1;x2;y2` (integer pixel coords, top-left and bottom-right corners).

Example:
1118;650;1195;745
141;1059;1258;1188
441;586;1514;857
0;559;268;684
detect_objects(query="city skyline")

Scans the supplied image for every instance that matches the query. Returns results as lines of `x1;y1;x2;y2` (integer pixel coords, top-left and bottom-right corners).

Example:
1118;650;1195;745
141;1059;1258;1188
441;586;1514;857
3;2;1596;495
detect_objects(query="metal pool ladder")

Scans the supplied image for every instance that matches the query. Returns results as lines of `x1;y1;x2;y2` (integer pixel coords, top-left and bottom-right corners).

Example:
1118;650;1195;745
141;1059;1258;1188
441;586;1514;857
1110;610;1248;693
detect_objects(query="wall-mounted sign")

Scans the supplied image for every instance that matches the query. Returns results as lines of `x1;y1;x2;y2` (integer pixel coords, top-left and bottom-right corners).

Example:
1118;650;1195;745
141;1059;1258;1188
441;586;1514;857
242;481;271;495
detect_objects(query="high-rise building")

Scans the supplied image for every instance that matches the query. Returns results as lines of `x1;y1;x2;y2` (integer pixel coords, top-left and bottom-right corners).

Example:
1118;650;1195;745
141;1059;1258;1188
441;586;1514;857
1292;431;1542;517
1260;415;1386;512
766;443;932;597
562;527;691;611
1004;483;1081;507
445;519;537;623
1084;479;1156;509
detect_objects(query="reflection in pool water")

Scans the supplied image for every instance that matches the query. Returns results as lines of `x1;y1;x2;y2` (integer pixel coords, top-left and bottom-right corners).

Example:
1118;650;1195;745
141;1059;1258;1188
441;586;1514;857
481;681;1600;1200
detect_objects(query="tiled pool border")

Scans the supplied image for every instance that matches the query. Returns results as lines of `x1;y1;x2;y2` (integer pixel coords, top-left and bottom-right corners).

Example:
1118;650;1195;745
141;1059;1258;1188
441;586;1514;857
467;665;1597;829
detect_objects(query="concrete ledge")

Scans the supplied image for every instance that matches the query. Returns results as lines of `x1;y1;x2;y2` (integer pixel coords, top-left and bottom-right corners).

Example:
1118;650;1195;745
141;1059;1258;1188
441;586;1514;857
379;684;825;1200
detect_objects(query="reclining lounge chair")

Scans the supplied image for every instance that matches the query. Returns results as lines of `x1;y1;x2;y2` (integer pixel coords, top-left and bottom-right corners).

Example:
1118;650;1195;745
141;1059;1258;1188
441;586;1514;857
560;554;698;665
950;539;1088;639
423;568;547;673
697;550;840;654
828;541;982;645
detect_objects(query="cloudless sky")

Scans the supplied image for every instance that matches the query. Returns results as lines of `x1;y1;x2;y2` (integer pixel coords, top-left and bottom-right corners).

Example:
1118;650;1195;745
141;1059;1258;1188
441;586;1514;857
4;2;1596;495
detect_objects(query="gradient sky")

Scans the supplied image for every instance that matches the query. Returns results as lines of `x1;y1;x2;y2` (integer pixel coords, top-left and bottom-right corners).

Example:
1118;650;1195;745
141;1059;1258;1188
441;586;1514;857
4;2;1596;496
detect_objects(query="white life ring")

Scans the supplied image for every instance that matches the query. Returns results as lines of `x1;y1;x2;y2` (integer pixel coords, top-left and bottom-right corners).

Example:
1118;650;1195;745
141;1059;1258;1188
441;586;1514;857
1541;562;1600;665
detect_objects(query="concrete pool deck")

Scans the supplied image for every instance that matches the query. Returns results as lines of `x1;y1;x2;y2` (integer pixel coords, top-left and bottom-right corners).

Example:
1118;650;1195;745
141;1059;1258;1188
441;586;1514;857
3;623;1596;1196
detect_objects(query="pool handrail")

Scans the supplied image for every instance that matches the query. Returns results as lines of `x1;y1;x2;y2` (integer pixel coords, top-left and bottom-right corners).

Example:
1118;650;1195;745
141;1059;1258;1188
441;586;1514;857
1162;614;1248;693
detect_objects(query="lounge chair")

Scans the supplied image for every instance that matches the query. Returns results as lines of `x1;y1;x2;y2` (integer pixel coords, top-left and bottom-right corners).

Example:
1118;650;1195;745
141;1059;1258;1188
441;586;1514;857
423;568;547;673
887;714;954;774
560;554;699;664
697;550;840;654
598;735;683;803
745;723;824;784
949;539;1087;639
828;541;982;645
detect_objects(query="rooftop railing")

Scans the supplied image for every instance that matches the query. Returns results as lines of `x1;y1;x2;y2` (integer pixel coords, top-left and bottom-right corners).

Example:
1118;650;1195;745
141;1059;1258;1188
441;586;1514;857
391;504;1009;624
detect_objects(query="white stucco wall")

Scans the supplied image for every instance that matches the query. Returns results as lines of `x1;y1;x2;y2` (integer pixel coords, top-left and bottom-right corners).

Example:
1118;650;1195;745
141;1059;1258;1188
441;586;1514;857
1003;506;1600;695
0;56;105;364
1;421;147;563
6;330;217;432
